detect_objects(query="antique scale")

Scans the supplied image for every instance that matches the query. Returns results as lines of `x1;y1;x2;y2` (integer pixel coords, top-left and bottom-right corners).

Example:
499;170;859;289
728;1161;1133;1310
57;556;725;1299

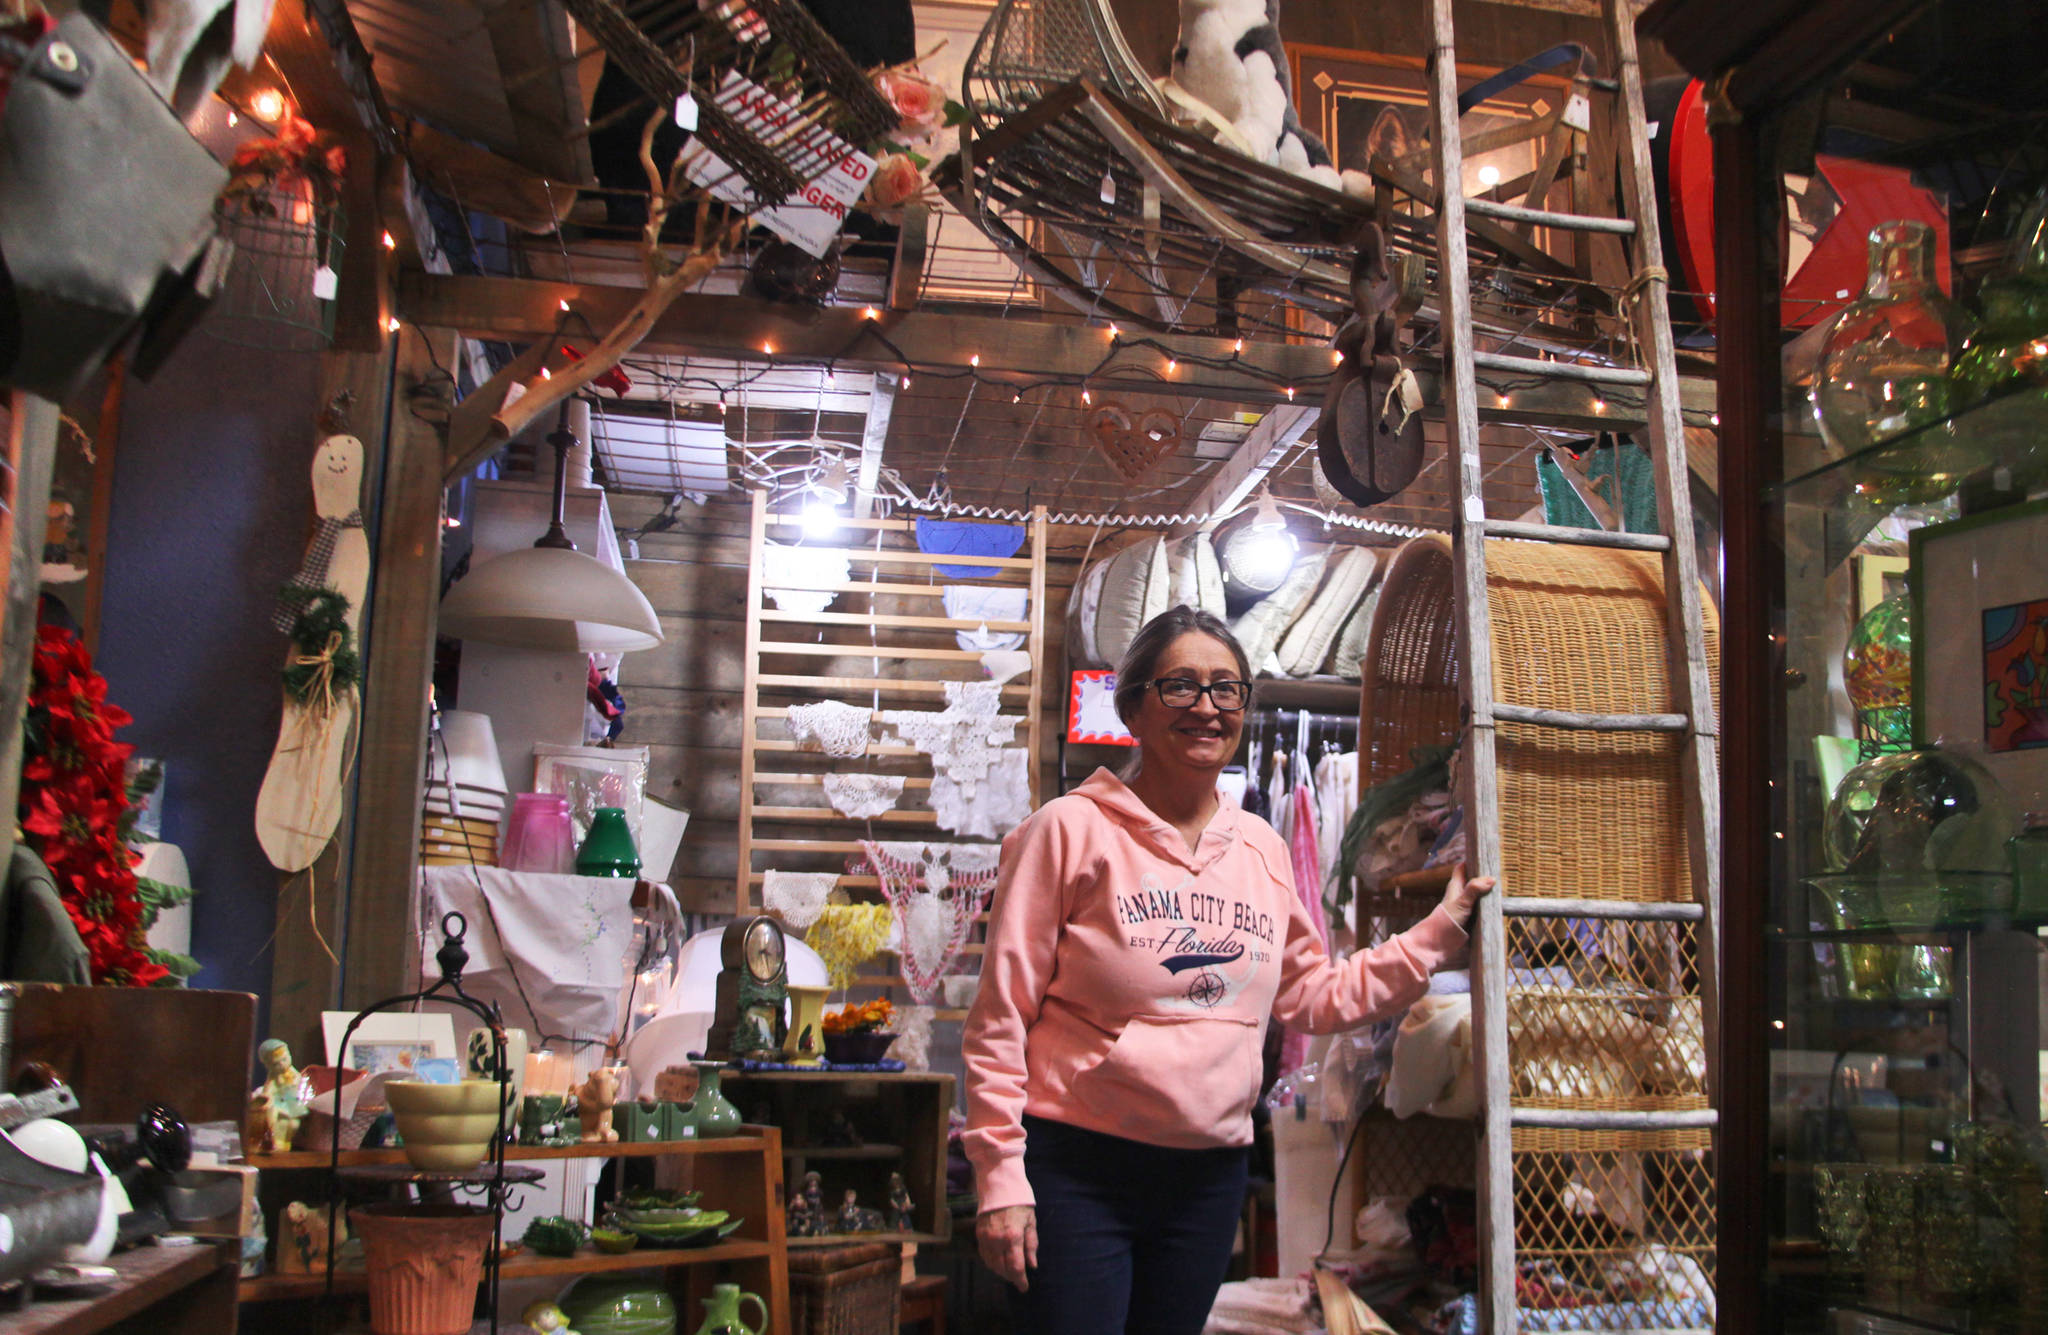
704;914;788;1061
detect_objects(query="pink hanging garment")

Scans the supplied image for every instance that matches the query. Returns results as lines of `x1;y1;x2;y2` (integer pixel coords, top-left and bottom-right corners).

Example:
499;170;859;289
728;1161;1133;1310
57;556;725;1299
1278;778;1326;1078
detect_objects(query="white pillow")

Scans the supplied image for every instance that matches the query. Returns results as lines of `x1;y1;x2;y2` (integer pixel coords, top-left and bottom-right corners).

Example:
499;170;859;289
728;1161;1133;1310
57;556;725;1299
1326;581;1383;680
1277;547;1378;676
1166;533;1227;618
1068;554;1110;666
1230;546;1328;678
1092;535;1170;668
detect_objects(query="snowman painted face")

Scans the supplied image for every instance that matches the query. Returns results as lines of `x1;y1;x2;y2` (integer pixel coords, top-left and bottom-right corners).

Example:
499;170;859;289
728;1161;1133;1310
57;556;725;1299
312;434;364;519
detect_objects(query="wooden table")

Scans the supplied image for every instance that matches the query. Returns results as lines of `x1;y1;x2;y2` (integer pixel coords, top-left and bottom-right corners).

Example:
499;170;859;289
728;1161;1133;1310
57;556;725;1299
0;1242;237;1335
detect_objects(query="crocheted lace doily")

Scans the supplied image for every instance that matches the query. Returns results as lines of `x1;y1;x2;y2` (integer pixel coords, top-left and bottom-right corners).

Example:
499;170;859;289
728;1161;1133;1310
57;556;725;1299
931;746;1031;840
787;700;872;758
860;840;1001;1003
763;542;850;616
822;772;907;820
889;1004;936;1072
881;682;1020;796
762;870;838;930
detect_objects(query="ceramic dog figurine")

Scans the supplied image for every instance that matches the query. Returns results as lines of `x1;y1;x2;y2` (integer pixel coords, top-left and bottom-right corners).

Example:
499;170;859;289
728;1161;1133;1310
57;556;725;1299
569;1067;621;1144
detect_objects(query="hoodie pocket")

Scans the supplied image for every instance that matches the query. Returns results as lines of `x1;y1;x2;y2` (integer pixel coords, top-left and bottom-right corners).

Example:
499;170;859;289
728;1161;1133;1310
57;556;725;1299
1069;1014;1262;1142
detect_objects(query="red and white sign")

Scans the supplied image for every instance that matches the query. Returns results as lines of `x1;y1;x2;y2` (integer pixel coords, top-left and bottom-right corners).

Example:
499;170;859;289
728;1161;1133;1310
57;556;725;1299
681;71;874;258
1068;670;1135;746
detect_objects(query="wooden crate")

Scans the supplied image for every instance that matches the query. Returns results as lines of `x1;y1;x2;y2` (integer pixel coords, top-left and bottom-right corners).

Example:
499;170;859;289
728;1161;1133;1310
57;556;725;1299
723;1071;953;1245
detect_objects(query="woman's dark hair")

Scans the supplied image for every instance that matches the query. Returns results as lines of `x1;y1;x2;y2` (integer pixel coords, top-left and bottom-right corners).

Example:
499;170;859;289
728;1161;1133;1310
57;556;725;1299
1112;605;1253;728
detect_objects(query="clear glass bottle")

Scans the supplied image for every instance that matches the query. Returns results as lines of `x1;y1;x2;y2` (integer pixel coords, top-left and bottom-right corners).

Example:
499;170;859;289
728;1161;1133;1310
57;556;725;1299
1814;221;1980;501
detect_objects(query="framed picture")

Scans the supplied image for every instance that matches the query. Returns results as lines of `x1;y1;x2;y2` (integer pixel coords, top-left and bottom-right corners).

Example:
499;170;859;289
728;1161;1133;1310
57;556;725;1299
322;1011;457;1078
534;743;650;845
1288;45;1560;209
1910;498;2048;811
1068;670;1135;746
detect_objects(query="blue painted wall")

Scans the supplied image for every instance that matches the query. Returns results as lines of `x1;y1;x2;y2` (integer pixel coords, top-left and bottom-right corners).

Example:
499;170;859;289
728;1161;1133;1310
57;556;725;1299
94;334;324;1022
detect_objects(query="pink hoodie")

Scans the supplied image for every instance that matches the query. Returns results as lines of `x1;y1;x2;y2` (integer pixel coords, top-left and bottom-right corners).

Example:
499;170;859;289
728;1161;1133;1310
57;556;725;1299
962;768;1468;1214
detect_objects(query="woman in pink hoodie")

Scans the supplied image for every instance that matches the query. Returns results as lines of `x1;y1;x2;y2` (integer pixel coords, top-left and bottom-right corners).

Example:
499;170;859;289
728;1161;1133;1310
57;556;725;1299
963;606;1490;1334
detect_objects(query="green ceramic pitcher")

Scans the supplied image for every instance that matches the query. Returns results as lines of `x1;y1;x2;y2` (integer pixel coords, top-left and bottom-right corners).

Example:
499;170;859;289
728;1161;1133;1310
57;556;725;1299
694;1282;766;1335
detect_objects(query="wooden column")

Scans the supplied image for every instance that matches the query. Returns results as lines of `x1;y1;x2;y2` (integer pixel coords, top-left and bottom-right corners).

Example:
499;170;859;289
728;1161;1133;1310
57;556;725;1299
1711;103;1782;1333
0;394;61;878
341;324;453;1011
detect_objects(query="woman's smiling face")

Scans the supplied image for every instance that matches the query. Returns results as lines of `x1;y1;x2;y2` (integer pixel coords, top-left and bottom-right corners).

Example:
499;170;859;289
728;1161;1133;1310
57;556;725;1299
1127;631;1247;774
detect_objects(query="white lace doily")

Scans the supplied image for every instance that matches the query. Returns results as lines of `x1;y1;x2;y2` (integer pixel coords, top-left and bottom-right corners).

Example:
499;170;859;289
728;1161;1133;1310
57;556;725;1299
931;746;1031;839
882;682;1019;796
762;870;838;930
861;840;1001;1004
889;1004;935;1071
979;649;1032;685
944;585;1028;651
787;700;872;758
822;772;907;820
763;542;850;616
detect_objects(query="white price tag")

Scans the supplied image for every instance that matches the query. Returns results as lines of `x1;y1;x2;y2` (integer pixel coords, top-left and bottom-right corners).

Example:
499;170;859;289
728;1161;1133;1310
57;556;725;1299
1563;94;1591;133
1463;495;1486;523
311;266;338;300
674;93;698;131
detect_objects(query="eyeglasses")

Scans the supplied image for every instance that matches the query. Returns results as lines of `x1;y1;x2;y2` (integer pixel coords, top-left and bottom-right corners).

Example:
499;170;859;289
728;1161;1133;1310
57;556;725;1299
1150;677;1252;711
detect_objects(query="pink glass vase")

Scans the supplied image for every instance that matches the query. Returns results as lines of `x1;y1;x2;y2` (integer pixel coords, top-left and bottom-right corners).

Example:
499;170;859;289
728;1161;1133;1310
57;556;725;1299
501;793;575;874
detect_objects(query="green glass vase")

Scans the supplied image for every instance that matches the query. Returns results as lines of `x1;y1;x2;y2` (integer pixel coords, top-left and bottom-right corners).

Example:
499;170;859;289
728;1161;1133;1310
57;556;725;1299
576;807;641;878
1843;593;1912;751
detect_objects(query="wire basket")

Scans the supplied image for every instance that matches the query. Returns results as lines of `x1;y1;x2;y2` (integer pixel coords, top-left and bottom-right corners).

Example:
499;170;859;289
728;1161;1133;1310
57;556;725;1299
205;190;343;353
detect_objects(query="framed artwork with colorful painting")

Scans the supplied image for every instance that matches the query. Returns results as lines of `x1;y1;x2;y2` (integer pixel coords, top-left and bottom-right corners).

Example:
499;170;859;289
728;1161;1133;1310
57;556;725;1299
1910;498;2048;813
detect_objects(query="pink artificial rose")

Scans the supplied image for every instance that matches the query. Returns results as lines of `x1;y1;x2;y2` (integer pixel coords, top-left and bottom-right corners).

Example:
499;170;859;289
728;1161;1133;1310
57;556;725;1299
875;68;946;140
865;153;926;210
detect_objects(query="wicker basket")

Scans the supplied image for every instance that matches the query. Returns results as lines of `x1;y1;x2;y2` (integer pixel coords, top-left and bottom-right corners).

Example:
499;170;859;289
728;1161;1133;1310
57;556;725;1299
1359;533;1720;906
788;1242;902;1335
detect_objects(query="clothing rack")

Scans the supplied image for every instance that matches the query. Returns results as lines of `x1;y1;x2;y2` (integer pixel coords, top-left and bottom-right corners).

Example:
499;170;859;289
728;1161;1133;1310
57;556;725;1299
737;490;1051;1019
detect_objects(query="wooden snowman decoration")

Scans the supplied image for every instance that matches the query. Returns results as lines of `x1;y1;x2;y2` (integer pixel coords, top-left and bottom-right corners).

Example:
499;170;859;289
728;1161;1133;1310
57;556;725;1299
255;398;370;871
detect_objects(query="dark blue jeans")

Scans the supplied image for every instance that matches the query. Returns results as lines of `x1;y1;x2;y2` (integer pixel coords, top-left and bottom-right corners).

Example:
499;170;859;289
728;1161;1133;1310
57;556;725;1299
1010;1114;1249;1335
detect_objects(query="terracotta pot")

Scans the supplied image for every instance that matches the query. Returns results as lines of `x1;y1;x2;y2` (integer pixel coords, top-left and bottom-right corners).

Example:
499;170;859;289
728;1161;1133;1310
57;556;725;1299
353;1203;495;1335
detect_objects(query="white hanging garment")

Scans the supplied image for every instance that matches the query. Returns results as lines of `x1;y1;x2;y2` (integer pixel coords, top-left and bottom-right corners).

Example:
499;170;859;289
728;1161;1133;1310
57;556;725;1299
930;746;1031;839
762;870;839;930
787;700;872;758
1268;749;1293;842
979;649;1033;685
821;773;907;820
1314;750;1358;899
762;541;851;615
944;585;1028;651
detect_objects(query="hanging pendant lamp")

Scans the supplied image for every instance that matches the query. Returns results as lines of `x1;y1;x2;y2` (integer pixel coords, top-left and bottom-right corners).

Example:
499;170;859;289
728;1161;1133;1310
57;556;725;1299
439;402;665;653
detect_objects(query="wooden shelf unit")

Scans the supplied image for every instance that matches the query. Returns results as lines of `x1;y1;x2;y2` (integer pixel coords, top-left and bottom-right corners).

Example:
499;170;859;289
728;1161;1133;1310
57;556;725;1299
0;1241;239;1335
239;1127;790;1334
737;492;1047;1016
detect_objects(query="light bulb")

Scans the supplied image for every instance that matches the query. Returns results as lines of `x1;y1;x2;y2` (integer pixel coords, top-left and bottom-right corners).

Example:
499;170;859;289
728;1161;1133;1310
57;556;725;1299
1166;358;1178;373
863;307;879;320
801;498;841;539
251;89;284;120
1235;530;1296;586
382;231;396;250
1477;163;1502;188
970;354;980;367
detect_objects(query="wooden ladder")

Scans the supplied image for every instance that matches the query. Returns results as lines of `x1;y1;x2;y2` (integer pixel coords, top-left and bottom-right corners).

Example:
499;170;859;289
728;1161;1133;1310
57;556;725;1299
1424;0;1722;1328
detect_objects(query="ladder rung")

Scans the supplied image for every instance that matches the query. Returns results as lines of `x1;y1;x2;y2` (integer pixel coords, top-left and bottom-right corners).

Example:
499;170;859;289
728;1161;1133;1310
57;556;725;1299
1481;519;1670;553
1473;351;1652;387
1508;1107;1719;1131
1490;703;1689;733
1464;197;1637;234
1500;897;1703;923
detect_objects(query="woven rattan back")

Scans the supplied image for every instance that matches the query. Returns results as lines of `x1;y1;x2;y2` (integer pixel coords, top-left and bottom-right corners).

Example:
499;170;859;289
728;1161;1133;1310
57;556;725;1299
1360;534;1721;904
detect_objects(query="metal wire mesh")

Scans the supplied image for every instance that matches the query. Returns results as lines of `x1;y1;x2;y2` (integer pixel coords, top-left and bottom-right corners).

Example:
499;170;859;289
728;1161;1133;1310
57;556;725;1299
965;0;1165;122
205;192;342;353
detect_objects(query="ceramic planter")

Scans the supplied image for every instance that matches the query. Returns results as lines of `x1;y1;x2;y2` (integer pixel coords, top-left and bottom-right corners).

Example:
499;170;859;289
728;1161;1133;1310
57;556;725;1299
353;1203;495;1335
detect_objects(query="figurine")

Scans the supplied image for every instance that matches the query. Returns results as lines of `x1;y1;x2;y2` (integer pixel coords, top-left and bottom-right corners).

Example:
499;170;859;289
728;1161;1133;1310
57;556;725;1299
519;1094;575;1147
255;1039;309;1152
836;1188;884;1234
799;1171;825;1237
522;1299;580;1334
785;1182;816;1238
276;1200;347;1275
821;1109;864;1148
887;1172;914;1233
569;1068;621;1144
245;1089;275;1157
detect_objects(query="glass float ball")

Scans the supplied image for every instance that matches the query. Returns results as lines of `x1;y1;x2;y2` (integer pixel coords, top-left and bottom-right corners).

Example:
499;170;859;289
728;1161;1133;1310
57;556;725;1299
1843;593;1913;746
1825;747;2016;877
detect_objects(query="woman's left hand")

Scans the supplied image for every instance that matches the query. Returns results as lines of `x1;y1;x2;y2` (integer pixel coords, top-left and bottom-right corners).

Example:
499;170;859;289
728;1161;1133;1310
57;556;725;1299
1438;861;1496;927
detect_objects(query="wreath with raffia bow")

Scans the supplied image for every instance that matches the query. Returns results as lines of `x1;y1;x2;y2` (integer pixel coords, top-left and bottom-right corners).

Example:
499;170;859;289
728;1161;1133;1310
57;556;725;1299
280;589;360;710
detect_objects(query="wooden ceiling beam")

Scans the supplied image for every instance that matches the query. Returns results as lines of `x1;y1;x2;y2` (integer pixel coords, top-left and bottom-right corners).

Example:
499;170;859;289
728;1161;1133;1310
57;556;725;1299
481;0;594;183
400;274;1717;434
850;373;897;520
1184;405;1317;532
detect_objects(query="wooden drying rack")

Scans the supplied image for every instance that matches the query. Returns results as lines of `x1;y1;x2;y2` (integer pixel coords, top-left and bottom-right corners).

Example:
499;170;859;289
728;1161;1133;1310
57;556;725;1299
737;491;1050;1019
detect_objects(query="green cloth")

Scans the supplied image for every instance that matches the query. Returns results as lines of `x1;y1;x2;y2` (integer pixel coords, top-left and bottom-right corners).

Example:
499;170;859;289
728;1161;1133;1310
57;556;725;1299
1538;440;1662;535
1;845;90;984
1329;745;1455;919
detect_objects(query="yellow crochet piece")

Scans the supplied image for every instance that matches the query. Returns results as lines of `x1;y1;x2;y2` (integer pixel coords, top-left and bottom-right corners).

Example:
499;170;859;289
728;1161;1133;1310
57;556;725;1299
806;903;894;990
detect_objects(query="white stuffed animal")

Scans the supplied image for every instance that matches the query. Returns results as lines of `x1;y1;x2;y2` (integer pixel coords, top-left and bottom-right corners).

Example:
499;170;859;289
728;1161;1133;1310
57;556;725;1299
1170;0;1342;190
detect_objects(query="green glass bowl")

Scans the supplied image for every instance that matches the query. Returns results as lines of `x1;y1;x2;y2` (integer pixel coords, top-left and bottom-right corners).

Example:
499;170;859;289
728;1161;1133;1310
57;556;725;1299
559;1273;677;1335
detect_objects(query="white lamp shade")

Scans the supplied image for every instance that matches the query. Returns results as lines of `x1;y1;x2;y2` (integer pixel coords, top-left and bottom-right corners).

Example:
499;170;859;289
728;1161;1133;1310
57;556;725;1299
439;546;665;653
425;710;510;794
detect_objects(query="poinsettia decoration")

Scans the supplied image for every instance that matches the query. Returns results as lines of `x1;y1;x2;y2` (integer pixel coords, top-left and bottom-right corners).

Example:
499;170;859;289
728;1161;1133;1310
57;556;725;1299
18;625;194;987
